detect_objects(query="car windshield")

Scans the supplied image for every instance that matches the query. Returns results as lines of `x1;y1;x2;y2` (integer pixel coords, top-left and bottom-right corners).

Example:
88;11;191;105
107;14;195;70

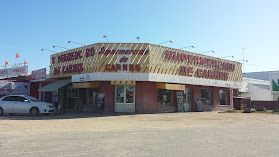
25;96;40;102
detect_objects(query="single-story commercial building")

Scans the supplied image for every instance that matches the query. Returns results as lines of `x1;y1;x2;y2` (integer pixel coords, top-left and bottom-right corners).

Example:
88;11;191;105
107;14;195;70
41;43;242;113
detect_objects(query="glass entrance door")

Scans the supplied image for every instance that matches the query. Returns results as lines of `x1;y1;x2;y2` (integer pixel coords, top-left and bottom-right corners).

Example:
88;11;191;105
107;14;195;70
115;86;135;112
184;88;191;111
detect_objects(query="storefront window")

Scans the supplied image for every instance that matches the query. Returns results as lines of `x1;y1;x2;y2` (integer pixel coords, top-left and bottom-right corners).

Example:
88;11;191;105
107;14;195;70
219;89;229;105
201;89;212;105
126;86;134;103
116;86;124;103
87;88;98;105
71;88;79;98
44;91;52;103
157;89;173;106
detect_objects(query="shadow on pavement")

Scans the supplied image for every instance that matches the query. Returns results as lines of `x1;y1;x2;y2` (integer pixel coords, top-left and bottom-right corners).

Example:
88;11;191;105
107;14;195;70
0;112;138;120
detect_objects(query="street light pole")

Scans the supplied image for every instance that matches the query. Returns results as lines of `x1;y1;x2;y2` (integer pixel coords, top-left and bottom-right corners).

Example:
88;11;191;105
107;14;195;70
68;41;85;46
136;36;140;43
41;49;57;53
158;40;173;45
242;48;246;77
233;59;248;62
53;45;69;50
103;35;109;43
179;45;195;50
220;56;234;59
200;50;215;54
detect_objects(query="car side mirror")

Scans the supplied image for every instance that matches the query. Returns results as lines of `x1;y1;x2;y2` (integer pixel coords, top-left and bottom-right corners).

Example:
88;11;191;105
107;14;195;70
24;100;30;103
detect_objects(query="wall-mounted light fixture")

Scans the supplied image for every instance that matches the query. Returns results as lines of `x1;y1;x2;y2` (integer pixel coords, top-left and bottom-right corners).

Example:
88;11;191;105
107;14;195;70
41;49;56;53
67;41;85;46
52;45;69;50
220;56;234;59
103;35;109;43
158;40;173;45
199;50;215;54
179;45;195;50
136;36;140;43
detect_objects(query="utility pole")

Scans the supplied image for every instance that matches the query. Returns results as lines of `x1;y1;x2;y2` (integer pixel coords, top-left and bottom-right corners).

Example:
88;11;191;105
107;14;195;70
242;48;245;77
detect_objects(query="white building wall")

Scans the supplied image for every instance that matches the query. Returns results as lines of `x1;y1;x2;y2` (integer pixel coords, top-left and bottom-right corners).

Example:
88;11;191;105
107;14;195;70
246;84;271;100
240;77;271;101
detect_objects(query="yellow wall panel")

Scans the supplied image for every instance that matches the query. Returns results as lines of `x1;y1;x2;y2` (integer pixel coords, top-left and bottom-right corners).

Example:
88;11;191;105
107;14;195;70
49;43;242;83
156;82;185;91
73;81;100;88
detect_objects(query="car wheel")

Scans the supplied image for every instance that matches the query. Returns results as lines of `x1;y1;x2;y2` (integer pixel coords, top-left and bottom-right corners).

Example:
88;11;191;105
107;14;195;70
0;107;3;116
30;107;39;116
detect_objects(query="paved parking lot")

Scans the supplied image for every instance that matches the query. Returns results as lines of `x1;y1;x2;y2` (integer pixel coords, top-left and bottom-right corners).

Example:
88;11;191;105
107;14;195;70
1;112;279;157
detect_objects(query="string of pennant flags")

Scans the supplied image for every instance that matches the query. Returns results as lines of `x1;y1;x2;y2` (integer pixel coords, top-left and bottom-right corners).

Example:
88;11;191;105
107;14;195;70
0;53;28;68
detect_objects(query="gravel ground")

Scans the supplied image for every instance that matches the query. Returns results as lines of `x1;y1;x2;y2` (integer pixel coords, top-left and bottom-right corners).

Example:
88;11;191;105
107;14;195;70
1;112;279;157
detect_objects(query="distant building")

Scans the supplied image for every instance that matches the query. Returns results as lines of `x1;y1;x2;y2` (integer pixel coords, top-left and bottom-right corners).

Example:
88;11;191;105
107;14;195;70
243;71;279;101
243;71;279;81
240;77;271;101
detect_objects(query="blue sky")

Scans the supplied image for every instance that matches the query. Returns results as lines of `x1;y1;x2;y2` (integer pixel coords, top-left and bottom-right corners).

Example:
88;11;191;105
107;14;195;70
1;0;279;74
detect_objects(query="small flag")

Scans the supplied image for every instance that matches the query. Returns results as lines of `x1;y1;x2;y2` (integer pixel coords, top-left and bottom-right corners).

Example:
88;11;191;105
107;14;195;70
24;60;28;64
16;53;20;58
5;61;9;66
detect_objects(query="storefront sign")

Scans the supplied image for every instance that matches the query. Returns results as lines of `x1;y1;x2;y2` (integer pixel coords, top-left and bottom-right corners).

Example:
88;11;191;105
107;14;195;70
51;48;90;76
31;68;46;80
0;66;28;78
105;47;141;72
51;43;242;84
72;72;242;88
50;43;150;78
99;47;149;55
0;81;30;95
149;73;241;88
165;50;235;71
105;64;141;72
165;50;235;81
72;72;149;82
176;91;184;112
117;47;131;72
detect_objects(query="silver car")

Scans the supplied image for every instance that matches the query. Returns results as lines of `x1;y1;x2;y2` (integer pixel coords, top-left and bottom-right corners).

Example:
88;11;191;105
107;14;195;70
0;95;56;116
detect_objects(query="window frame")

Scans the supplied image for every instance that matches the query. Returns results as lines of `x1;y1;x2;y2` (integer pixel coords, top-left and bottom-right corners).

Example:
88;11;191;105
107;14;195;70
71;88;79;98
86;88;99;105
201;88;212;106
3;96;16;101
219;89;230;106
115;86;125;104
115;86;135;104
157;89;173;106
125;86;135;104
16;96;26;102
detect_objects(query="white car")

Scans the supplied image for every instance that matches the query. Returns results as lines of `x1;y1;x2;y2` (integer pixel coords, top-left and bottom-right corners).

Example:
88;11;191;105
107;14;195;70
0;95;56;116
